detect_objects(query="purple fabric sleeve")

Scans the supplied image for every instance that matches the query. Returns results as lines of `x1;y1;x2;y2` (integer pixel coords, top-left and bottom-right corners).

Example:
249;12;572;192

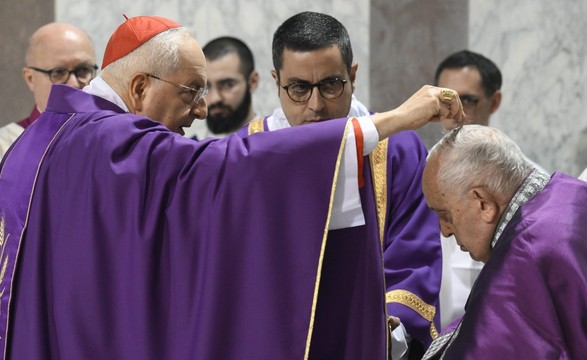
383;130;442;348
6;85;387;359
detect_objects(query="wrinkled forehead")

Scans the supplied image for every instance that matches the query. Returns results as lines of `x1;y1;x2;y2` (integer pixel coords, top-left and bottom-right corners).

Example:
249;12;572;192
177;37;207;83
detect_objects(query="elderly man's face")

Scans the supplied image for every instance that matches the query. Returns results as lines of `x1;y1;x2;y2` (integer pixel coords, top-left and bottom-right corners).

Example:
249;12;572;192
273;46;356;127
422;152;495;263
141;37;208;135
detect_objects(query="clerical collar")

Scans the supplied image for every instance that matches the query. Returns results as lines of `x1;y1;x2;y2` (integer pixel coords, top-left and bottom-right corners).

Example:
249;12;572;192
83;76;130;113
491;168;551;248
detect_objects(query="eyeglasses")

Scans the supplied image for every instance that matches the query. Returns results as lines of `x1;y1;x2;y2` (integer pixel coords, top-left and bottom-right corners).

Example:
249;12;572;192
146;74;209;105
459;95;480;107
280;78;348;103
29;65;98;84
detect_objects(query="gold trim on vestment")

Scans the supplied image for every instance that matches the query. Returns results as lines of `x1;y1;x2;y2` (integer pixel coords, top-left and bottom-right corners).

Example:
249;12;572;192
303;120;351;359
0;215;9;301
247;117;265;135
246;116;351;359
386;289;438;339
369;139;388;245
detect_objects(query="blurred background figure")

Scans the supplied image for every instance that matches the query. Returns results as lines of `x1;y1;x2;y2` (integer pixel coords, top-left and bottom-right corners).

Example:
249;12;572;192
185;36;259;140
434;50;502;127
0;22;96;160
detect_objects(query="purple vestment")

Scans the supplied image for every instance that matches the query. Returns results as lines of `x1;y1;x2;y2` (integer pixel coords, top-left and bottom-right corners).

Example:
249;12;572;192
18;107;41;129
0;85;387;359
239;118;442;351
442;173;587;359
379;130;442;348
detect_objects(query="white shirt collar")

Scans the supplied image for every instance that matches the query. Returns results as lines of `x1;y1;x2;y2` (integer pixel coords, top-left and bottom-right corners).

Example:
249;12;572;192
83;76;130;112
266;95;369;131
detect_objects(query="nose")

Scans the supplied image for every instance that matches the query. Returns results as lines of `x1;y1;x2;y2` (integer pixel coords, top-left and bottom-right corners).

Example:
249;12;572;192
440;221;454;238
206;85;221;105
192;97;207;119
306;87;325;112
65;72;83;89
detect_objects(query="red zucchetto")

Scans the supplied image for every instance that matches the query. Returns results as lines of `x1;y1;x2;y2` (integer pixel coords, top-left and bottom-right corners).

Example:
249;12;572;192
101;15;181;69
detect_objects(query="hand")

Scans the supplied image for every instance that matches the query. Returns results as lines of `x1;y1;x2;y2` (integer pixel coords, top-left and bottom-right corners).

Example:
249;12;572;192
388;315;401;331
371;85;466;140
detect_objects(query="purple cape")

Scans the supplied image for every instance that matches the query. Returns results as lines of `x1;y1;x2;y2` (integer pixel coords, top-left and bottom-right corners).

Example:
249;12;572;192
0;85;386;359
443;173;587;358
239;118;442;350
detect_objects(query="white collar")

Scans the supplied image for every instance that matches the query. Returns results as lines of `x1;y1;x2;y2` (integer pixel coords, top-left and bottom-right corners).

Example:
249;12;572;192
266;95;369;131
83;76;130;112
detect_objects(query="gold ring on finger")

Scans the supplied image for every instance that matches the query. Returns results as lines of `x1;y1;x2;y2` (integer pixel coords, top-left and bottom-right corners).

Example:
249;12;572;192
441;89;455;104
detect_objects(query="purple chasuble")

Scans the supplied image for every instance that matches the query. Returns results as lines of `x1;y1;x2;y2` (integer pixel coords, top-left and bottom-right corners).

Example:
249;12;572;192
1;85;387;359
442;173;587;359
239;118;442;352
17;107;42;129
0;108;70;358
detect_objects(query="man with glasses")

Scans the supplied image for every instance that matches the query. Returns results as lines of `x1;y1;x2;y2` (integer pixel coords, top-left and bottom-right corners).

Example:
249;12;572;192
186;36;259;140
0;15;464;359
240;11;443;359
0;22;96;160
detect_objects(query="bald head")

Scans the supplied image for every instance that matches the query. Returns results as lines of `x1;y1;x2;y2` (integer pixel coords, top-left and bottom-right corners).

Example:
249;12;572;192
23;23;96;111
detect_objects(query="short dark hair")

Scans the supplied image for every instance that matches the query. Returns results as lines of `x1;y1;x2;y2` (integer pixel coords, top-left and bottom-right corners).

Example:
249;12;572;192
203;36;255;78
434;50;502;97
272;11;353;76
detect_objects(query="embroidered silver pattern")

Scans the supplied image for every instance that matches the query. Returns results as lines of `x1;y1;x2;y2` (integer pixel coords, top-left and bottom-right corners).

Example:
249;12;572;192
491;169;550;248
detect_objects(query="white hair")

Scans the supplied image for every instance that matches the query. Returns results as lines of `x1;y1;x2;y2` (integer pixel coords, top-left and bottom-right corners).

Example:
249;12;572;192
102;27;193;86
429;125;533;199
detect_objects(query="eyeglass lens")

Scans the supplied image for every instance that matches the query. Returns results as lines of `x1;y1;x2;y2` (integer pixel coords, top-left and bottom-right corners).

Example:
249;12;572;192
285;78;346;103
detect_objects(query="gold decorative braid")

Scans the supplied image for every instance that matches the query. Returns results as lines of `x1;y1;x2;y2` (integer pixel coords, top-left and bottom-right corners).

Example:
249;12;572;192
0;214;9;300
386;289;439;339
247;117;265;135
369;139;388;245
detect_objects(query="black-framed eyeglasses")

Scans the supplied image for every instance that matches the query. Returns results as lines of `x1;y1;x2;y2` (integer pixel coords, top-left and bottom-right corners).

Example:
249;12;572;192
146;74;209;105
280;78;348;103
459;95;480;107
28;65;98;84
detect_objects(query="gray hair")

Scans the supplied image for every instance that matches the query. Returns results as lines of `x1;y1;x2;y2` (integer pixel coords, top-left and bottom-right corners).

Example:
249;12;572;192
430;125;533;199
103;27;193;87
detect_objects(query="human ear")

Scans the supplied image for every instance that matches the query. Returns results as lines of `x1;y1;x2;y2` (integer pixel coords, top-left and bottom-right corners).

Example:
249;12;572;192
471;188;500;224
248;70;260;92
22;67;35;92
490;90;502;114
271;70;279;86
128;73;149;112
350;63;358;92
271;70;281;95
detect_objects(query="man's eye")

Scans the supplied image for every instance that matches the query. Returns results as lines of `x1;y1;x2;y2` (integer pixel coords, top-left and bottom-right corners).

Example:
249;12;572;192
75;67;93;76
289;83;310;93
51;69;68;78
460;95;479;105
218;80;237;91
438;212;453;224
